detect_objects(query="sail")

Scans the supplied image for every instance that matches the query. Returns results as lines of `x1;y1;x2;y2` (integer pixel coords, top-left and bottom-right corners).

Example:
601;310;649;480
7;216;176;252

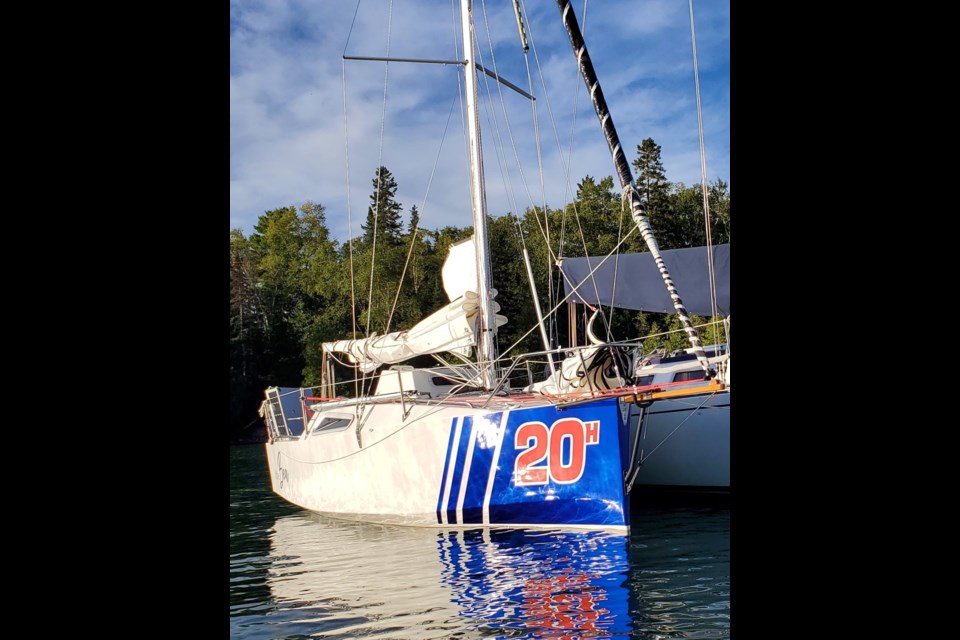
560;244;729;316
441;236;477;302
324;237;507;372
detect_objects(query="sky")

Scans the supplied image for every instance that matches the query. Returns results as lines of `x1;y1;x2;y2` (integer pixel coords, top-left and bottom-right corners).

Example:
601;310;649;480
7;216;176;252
230;0;729;242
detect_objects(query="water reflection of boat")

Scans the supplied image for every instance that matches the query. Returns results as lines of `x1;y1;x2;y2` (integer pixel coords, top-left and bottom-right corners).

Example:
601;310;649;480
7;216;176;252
265;513;632;638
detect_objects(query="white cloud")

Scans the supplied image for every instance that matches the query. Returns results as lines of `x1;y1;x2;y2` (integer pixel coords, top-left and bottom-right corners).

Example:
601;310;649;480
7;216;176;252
230;0;730;240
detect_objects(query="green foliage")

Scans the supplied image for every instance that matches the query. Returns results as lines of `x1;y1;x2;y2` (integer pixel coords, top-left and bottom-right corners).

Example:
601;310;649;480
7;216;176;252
229;202;345;435
230;228;267;432
635;313;727;356
229;149;729;436
488;214;541;356
628;138;731;250
555;175;628;257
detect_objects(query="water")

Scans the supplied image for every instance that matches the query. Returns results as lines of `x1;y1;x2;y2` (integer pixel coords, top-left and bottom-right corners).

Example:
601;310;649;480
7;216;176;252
230;445;730;639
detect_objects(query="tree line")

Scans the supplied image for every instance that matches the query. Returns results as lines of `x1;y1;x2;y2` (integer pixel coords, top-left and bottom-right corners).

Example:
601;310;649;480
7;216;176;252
230;138;730;438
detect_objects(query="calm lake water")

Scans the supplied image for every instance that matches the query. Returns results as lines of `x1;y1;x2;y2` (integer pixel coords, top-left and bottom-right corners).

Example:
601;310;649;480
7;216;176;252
230;444;730;639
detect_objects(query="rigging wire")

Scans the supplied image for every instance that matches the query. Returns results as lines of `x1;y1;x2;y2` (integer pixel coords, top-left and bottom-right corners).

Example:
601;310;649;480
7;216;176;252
607;187;629;343
514;0;559;353
639;391;718;464
561;0;588;254
479;0;550;219
478;0;601;363
475;2;524;216
496;223;638;361
523;47;556;348
351;0;398;404
516;1;557;347
476;0;552;231
384;94;460;334
562;2;618;343
342;0;362;55
517;5;574;258
688;0;721;339
554;2;588;264
365;0;395;342
518;0;611;344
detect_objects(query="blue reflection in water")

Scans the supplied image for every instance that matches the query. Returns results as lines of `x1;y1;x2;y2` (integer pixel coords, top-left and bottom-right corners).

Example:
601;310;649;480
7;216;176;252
230;445;728;640
438;528;631;638
253;513;630;639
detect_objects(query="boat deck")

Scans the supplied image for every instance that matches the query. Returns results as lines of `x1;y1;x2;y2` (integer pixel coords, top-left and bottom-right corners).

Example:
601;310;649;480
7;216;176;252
306;378;726;412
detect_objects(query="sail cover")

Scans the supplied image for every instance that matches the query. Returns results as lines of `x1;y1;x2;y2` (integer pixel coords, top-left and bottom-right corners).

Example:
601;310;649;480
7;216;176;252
560;244;729;316
323;236;507;372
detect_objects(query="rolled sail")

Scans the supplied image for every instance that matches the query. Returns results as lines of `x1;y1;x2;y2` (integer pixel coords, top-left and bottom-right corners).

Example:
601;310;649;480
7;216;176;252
324;236;507;372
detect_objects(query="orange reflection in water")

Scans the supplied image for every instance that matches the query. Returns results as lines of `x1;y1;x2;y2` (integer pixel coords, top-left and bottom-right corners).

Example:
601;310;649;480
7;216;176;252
520;566;611;637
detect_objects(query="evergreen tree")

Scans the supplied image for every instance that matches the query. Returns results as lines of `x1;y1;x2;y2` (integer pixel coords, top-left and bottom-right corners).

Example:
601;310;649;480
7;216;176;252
361;166;403;247
354;167;410;333
632;138;670;216
572;175;623;256
632;138;680;248
407;204;420;235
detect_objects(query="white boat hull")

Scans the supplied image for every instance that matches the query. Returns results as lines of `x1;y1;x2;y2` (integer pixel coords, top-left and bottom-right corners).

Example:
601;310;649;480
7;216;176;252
265;396;632;529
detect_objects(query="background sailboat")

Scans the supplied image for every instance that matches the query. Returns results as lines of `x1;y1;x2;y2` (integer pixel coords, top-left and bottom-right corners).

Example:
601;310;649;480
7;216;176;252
560;243;730;489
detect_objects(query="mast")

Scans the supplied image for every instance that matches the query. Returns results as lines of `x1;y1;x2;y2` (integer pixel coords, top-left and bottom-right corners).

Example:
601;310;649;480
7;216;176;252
460;0;497;389
554;0;713;375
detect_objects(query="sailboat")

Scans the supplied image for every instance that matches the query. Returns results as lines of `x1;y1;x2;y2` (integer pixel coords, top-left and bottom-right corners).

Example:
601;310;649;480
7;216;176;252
260;0;729;531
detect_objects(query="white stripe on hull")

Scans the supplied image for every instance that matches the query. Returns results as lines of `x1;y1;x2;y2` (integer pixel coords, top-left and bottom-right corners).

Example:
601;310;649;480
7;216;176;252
481;413;508;525
440;417;463;525
455;420;478;524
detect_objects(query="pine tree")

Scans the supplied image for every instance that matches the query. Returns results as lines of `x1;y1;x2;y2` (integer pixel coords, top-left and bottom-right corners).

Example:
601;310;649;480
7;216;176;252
361;166;403;247
632;138;678;248
407;204;420;235
632;138;670;216
404;204;424;295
